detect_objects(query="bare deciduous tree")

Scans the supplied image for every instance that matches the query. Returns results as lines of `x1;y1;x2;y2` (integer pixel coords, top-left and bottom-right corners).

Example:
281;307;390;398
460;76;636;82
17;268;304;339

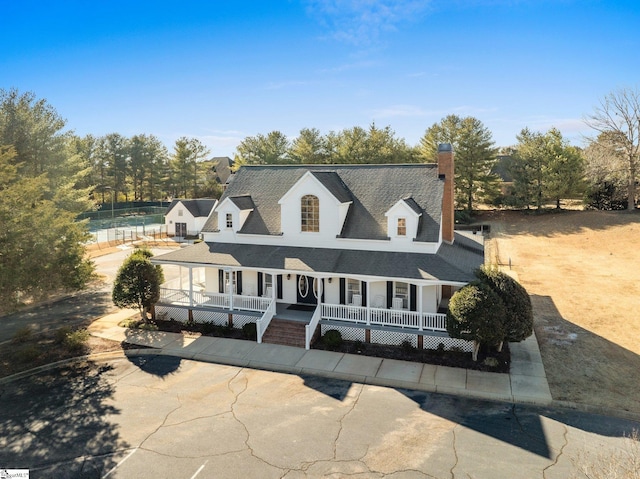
585;87;640;210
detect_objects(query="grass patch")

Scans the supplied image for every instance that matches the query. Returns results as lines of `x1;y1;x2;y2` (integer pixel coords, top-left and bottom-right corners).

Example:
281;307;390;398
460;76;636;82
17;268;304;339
64;329;90;352
12;326;33;344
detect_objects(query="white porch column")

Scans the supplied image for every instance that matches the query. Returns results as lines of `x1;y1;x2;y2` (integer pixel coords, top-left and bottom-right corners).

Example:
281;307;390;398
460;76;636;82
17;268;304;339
366;280;371;325
418;285;423;331
317;276;323;304
225;268;234;311
189;266;194;308
272;274;277;300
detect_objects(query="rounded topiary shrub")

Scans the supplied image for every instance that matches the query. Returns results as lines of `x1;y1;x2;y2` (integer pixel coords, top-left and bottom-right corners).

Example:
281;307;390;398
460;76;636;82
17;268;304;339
447;282;506;360
475;266;533;343
323;329;343;350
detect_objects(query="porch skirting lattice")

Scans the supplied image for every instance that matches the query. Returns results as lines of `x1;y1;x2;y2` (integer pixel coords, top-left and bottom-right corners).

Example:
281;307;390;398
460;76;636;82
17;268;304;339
155;305;258;329
320;323;473;352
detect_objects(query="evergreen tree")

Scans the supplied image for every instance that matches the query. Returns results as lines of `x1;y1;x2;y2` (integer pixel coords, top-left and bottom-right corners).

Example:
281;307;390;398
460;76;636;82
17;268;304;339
169;137;210;197
510;128;585;210
0;146;93;309
420;115;500;211
233;131;290;168
446;282;506;361
475;266;533;350
112;248;162;320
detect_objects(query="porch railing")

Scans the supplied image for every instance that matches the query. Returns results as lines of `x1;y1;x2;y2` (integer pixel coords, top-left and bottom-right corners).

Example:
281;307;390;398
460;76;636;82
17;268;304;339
159;288;190;304
193;290;229;309
256;298;277;344
158;287;271;313
321;303;447;331
305;303;323;350
233;295;272;313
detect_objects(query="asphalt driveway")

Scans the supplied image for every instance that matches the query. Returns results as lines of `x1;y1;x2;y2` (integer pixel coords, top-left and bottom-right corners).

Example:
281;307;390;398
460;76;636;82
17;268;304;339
1;355;637;478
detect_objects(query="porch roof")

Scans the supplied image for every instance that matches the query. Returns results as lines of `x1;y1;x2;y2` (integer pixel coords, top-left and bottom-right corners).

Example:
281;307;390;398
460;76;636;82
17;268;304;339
153;239;482;284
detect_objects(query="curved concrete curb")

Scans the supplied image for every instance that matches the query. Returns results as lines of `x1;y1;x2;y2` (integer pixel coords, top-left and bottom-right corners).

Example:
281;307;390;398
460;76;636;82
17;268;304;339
0;349;142;385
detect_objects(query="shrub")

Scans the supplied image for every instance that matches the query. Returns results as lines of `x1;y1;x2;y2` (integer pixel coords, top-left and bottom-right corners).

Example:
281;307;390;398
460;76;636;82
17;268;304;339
120;318;142;329
401;340;414;353
112;250;162;320
475;266;533;345
64;329;90;352
16;345;40;362
483;357;499;368
447;282;506;361
242;322;257;340
323;330;343;350
12;326;33;344
201;321;216;335
55;326;72;344
138;322;158;331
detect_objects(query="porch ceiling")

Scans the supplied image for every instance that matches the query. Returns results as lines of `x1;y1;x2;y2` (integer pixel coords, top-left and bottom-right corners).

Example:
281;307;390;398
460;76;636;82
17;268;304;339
153;241;481;283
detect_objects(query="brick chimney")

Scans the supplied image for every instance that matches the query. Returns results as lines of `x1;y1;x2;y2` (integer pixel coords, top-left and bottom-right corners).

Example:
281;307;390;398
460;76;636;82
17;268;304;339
438;143;455;244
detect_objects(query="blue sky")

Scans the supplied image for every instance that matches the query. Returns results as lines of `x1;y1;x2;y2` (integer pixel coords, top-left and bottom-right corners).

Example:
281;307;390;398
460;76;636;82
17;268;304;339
2;0;638;157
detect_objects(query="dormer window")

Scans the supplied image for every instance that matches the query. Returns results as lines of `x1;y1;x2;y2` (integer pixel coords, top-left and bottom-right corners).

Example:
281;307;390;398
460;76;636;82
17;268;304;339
301;195;319;232
397;218;406;236
226;213;233;229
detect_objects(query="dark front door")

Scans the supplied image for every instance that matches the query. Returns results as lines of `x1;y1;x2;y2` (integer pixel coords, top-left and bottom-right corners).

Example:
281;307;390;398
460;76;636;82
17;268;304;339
296;275;323;305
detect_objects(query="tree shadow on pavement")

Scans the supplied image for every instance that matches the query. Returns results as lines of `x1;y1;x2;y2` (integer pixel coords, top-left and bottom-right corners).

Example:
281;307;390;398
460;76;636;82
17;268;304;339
0;361;129;477
123;354;183;378
300;374;353;401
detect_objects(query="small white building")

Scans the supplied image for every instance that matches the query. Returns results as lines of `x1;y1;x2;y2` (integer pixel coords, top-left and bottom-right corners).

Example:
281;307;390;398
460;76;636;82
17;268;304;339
153;145;484;351
164;199;217;238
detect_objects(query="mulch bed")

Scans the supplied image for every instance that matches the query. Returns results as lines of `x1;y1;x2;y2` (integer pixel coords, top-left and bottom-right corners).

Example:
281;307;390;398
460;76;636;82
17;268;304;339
144;319;510;373
314;339;510;373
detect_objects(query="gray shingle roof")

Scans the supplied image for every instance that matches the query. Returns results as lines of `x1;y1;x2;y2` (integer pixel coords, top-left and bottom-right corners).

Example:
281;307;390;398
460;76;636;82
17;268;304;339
309;171;353;203
401;197;423;216
229;195;255;210
202;164;444;242
153;241;481;283
166;199;217;218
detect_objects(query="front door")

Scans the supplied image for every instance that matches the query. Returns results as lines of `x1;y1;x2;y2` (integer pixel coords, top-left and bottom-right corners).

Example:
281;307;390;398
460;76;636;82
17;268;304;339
296;275;323;305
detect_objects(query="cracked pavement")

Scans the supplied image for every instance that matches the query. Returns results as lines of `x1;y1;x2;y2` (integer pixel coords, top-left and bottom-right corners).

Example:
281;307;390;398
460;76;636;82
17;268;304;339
1;356;638;478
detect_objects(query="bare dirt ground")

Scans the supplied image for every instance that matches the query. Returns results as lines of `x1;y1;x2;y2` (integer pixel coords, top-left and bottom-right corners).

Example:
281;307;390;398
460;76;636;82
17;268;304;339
481;209;640;415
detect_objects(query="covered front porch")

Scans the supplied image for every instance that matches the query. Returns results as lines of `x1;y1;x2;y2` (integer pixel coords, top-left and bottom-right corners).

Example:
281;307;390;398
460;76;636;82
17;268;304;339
154;268;456;350
151;241;477;351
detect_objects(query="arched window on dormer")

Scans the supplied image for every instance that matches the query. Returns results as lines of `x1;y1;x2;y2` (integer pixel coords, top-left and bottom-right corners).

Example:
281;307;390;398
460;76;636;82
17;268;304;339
301;195;319;232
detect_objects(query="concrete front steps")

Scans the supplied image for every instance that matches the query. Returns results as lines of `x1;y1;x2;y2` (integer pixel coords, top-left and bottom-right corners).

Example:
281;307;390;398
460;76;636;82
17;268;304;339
262;318;307;348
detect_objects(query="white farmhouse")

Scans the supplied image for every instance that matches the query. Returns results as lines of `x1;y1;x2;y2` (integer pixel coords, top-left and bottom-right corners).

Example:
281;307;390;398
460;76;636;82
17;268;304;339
153;145;484;350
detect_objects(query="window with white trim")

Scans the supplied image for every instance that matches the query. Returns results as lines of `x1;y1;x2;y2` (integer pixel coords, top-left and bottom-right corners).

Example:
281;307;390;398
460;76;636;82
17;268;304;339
394;281;408;309
301;195;319;232
397;217;406;236
224;271;236;293
226;213;233;229
347;279;360;304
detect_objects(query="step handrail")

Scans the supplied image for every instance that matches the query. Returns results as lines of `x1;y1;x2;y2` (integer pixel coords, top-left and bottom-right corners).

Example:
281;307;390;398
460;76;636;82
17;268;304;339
305;303;323;350
256;297;277;344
